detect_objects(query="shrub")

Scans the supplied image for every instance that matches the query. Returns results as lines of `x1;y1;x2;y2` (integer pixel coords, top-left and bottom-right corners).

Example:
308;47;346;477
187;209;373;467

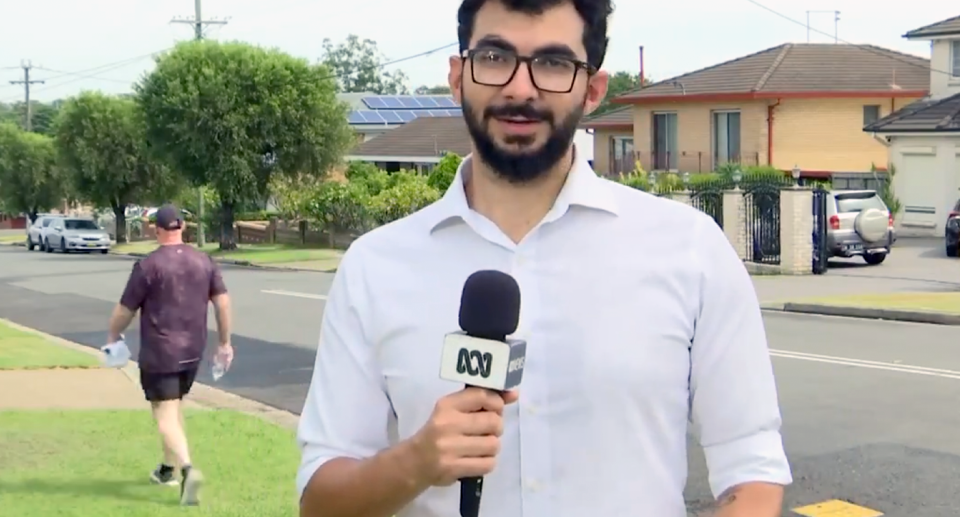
307;180;371;235
369;175;441;225
427;152;461;193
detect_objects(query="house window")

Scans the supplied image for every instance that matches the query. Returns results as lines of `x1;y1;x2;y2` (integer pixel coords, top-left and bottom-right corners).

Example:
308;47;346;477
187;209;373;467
953;40;960;77
713;111;741;166
863;105;881;126
609;136;634;173
652;113;678;170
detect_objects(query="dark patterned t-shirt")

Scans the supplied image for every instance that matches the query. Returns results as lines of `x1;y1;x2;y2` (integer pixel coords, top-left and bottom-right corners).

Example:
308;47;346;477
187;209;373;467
119;244;227;373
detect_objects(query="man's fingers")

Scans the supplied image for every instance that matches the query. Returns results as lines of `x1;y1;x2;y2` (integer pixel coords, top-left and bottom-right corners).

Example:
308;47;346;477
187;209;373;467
500;390;520;405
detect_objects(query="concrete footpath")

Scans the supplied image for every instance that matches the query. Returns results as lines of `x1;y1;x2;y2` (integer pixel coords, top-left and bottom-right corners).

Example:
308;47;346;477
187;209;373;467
0;320;299;430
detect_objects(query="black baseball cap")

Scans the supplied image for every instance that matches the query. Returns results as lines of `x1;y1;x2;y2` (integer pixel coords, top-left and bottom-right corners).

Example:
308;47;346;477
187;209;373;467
155;204;183;231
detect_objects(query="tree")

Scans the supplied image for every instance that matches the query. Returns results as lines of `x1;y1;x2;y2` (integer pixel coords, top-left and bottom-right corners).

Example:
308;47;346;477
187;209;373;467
593;71;651;117
368;172;440;225
427;152;461;193
0;123;64;222
137;40;354;249
321;35;409;94
415;85;451;95
0;101;62;136
54;92;175;243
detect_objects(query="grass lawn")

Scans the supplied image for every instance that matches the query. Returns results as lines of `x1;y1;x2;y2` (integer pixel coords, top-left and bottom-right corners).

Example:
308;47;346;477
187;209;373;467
112;242;342;269
0;320;99;370
796;292;960;314
0;409;299;516
0;233;24;243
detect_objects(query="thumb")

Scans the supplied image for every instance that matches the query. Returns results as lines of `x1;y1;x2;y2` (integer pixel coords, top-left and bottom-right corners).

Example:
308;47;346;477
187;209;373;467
500;390;520;405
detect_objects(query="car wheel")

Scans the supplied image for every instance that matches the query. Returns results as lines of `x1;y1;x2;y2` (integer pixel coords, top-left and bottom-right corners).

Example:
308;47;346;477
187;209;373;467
26;237;34;251
947;243;958;257
60;238;67;253
100;249;108;254
44;238;53;253
863;253;886;265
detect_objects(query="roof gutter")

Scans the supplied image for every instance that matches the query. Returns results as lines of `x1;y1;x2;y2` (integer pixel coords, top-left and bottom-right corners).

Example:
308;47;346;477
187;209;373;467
612;90;928;104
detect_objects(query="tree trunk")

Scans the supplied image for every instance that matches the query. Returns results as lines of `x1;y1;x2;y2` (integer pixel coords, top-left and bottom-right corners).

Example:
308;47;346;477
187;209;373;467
113;205;127;243
27;208;39;225
219;202;237;250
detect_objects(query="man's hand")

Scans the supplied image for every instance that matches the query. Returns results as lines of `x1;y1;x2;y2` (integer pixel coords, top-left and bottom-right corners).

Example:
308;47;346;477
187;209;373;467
216;342;234;369
409;388;520;487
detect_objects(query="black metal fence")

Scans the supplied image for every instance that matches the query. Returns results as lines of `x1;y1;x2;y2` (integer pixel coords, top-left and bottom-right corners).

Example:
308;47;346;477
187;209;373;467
811;187;829;274
690;180;725;227
744;182;783;264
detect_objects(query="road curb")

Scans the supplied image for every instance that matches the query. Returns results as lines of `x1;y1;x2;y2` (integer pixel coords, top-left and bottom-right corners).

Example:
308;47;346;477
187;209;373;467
1;241;336;273
110;250;336;274
0;318;300;430
765;302;960;326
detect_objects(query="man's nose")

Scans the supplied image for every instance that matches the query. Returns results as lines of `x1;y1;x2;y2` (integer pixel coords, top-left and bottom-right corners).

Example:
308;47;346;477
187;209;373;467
500;62;538;101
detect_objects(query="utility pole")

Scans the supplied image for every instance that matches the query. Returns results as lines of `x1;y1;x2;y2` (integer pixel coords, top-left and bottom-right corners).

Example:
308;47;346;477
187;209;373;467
9;60;44;131
171;0;227;248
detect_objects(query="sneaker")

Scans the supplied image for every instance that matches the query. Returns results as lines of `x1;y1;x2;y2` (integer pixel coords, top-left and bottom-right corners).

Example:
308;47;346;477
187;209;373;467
149;464;179;486
180;467;203;506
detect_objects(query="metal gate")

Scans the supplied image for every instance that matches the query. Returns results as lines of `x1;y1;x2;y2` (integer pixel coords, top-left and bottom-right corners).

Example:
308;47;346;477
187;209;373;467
811;187;829;274
743;182;781;264
690;181;725;227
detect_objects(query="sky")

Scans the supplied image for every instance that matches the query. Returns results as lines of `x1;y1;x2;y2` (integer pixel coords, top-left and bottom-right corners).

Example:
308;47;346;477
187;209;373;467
0;0;957;104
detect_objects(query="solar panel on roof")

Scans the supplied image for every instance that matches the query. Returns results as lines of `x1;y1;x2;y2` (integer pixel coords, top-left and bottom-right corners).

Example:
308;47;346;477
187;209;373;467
397;110;417;122
399;97;420;108
417;97;439;108
362;97;387;109
360;110;386;124
347;111;366;124
381;111;403;123
444;109;461;116
436;97;459;108
381;96;403;108
428;110;450;117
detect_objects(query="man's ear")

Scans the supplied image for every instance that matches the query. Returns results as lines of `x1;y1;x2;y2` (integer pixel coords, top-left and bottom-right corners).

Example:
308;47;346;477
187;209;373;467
583;70;609;116
449;55;464;104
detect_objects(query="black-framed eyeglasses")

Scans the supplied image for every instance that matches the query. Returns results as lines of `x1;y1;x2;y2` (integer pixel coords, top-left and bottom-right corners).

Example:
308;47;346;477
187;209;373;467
462;48;595;94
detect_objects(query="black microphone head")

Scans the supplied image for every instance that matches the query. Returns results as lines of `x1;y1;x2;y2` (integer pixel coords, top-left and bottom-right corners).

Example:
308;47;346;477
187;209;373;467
458;270;520;340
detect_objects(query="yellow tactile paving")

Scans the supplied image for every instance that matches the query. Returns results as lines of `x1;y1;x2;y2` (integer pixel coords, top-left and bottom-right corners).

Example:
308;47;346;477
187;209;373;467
792;499;883;517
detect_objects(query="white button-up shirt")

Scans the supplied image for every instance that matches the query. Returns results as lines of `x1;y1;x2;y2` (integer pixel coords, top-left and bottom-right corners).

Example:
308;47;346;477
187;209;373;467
297;151;792;517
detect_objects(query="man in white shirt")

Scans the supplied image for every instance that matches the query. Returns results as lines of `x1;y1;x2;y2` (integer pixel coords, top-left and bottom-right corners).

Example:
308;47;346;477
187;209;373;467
297;0;792;516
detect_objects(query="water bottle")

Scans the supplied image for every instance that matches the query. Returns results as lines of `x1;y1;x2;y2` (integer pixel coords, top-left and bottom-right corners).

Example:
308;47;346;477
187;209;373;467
211;353;227;381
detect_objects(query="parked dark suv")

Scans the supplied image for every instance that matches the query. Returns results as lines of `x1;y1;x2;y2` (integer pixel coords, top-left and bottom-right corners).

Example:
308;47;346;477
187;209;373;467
945;199;960;256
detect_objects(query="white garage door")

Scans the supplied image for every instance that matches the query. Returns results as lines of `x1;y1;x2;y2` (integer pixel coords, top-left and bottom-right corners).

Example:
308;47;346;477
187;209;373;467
899;151;939;229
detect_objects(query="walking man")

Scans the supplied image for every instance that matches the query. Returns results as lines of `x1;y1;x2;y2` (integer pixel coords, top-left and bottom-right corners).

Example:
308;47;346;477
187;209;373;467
107;203;233;506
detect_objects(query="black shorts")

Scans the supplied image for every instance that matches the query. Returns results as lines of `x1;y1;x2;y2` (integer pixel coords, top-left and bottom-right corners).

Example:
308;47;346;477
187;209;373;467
140;368;199;402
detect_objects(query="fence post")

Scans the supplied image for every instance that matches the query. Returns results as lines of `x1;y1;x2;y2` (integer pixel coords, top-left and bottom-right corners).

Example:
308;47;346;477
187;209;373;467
268;217;278;244
779;187;814;274
298;220;307;245
722;189;747;259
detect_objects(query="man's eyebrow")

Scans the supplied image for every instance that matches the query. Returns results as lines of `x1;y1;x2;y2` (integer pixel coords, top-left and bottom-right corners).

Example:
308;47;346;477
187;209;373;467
473;36;580;60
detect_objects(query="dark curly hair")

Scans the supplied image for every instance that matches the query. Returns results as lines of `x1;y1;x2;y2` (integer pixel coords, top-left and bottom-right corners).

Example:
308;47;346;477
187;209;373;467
457;0;614;70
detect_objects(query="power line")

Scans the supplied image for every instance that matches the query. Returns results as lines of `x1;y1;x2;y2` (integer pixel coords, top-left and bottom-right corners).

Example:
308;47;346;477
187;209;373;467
33;67;134;85
745;0;954;78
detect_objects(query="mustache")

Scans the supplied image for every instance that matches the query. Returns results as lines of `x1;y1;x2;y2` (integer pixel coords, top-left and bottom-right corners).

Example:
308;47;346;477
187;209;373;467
483;103;554;124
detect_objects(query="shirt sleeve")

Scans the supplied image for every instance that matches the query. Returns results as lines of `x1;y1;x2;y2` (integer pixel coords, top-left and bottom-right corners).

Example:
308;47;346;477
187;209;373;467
296;243;393;500
119;261;149;311
208;258;227;297
689;213;792;499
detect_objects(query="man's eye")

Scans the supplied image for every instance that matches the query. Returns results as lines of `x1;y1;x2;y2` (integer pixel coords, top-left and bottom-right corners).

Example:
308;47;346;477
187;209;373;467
480;51;507;62
539;57;571;68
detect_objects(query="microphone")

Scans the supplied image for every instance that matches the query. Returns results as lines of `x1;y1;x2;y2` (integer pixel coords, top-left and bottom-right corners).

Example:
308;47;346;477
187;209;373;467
439;270;526;517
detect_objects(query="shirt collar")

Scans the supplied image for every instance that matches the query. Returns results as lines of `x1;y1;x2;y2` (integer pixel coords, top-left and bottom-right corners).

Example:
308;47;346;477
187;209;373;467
427;146;619;233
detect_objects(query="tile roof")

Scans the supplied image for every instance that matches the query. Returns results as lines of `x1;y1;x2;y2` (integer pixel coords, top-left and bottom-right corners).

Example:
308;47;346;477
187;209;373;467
615;43;930;102
348;116;472;159
580;106;633;129
863;93;960;132
904;15;960;39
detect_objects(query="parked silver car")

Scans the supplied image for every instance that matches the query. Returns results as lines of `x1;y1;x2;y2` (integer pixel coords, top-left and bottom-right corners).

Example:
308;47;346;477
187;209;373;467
825;190;896;265
26;214;63;251
39;217;112;254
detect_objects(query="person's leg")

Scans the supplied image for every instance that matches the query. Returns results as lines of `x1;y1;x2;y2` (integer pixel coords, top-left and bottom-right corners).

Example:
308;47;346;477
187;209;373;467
142;370;193;488
176;368;203;506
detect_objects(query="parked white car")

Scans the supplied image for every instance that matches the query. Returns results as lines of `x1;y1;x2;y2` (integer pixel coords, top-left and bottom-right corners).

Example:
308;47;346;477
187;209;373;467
40;217;112;254
26;214;63;251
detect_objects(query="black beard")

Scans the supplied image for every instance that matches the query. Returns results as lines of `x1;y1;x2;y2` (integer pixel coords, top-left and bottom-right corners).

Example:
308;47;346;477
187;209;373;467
461;95;583;184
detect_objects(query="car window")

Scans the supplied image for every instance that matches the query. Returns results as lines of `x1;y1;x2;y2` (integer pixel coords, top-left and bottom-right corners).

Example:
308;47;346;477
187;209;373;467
64;219;99;230
41;219;52;227
835;193;886;213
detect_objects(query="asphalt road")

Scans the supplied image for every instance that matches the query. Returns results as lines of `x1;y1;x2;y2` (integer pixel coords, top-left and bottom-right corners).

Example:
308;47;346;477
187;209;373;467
1;244;956;516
